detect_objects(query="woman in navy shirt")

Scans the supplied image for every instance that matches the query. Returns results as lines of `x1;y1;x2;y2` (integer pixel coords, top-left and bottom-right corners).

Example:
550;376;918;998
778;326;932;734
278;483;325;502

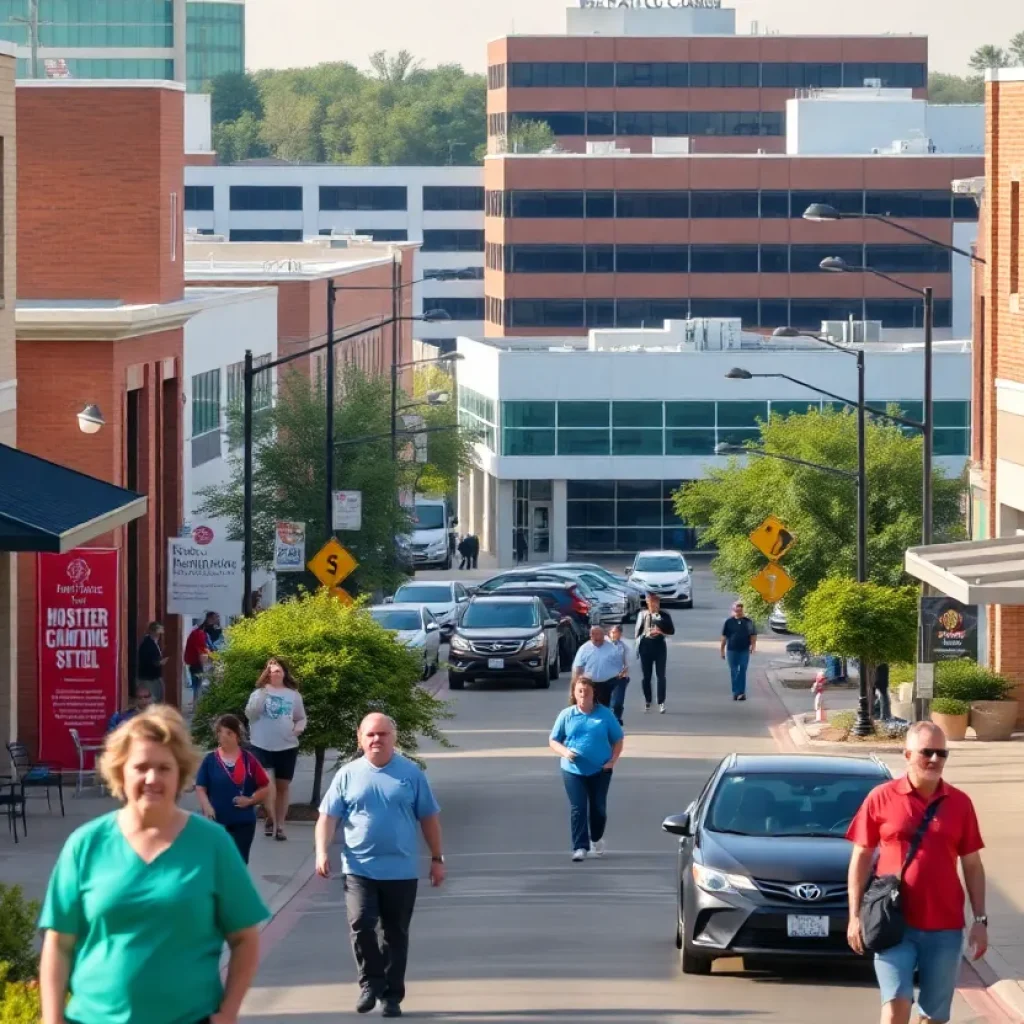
195;713;270;863
549;676;624;862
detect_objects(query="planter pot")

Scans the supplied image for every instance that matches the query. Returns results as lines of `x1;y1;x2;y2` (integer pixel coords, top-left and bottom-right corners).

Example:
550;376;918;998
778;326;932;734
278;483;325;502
891;700;915;722
969;700;1019;741
930;711;969;741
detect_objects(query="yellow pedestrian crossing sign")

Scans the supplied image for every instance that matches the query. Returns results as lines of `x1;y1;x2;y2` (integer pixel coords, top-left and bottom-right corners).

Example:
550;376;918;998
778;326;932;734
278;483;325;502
308;538;358;596
749;515;796;561
749;562;795;604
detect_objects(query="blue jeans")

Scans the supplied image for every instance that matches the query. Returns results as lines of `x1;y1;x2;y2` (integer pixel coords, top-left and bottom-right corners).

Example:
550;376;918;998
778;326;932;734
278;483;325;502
608;677;629;724
873;927;964;1022
726;649;750;697
561;769;612;851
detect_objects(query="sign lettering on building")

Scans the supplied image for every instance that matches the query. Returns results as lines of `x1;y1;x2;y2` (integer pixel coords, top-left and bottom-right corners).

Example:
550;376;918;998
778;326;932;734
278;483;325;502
579;0;724;9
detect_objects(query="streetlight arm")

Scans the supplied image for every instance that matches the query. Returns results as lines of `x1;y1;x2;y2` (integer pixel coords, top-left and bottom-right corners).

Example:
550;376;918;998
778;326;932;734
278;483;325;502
864;214;984;264
721;445;858;481
335;423;462;448
858;264;926;297
754;372;923;429
756;372;860;408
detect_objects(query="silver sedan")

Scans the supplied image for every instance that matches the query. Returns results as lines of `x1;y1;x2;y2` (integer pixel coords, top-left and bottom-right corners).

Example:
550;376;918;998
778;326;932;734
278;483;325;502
368;603;442;679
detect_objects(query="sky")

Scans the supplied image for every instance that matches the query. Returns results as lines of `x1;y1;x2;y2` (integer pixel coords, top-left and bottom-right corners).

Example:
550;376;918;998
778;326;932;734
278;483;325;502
246;0;1021;77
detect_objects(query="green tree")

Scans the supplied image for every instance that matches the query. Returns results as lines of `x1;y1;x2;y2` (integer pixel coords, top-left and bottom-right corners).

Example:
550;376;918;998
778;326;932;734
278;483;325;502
206;70;264;125
928;72;984;104
508;117;558;154
1011;31;1024;66
193;589;451;804
260;87;324;163
0;885;39;982
674;408;965;620
407;365;478;497
369;49;423;85
212;110;268;164
969;44;1011;72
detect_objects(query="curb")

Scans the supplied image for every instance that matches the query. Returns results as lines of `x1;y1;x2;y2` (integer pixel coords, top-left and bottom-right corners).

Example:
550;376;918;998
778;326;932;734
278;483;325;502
758;667;1024;1024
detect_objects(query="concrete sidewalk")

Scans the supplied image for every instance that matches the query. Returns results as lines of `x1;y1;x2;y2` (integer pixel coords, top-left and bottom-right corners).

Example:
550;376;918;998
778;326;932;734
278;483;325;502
762;662;1024;1022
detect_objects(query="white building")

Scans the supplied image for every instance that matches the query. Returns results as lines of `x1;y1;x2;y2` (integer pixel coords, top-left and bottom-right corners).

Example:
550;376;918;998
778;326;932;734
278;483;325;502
184;164;486;347
456;321;972;566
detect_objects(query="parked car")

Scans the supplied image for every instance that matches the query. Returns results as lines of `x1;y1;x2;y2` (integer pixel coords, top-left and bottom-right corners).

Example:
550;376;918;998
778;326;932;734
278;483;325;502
661;753;890;975
627;550;693;608
493;581;593;669
474;569;622;625
388;580;471;638
542;562;642;620
368;604;442;679
448;596;560;690
769;603;791;634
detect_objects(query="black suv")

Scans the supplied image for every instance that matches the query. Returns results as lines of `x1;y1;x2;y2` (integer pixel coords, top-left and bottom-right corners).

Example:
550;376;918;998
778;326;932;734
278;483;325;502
494;581;596;669
448;596;561;691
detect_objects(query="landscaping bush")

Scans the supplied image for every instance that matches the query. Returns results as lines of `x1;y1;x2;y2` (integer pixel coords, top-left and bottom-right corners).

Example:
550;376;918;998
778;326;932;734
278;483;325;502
930;697;970;716
0;961;42;1024
935;660;1014;703
0;886;39;982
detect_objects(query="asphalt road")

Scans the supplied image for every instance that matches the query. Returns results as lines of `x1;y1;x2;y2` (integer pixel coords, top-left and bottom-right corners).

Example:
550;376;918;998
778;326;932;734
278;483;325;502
240;566;990;1024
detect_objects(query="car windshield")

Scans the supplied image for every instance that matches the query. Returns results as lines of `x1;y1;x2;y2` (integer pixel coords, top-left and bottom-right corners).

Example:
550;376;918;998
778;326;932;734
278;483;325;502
394;585;452;603
371;610;422;631
580;573;615;591
706;772;880;838
413;504;445;530
634;555;685;572
462;602;540;629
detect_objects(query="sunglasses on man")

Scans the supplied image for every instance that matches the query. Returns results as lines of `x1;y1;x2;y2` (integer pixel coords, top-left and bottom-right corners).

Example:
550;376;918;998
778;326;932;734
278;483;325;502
915;748;950;760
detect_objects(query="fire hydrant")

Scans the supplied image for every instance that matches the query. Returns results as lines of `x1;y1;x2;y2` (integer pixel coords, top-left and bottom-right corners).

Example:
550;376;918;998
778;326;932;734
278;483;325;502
812;670;827;723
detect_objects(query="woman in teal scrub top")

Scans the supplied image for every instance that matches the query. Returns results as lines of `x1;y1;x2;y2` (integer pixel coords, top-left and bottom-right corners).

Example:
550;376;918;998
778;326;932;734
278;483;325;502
39;706;270;1024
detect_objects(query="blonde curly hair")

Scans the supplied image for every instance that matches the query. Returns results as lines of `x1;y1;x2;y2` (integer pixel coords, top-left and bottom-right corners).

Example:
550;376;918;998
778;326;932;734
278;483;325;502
99;705;200;800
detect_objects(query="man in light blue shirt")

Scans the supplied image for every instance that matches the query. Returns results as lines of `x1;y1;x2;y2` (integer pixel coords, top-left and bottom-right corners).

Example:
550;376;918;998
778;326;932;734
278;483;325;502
572;626;628;707
315;713;444;1019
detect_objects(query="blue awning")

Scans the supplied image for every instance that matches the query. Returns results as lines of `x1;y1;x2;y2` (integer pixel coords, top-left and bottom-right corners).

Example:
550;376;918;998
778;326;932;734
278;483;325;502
0;444;147;553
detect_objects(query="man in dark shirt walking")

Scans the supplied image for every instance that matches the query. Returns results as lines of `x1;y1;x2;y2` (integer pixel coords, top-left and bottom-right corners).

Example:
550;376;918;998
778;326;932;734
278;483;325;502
720;601;756;701
136;621;166;702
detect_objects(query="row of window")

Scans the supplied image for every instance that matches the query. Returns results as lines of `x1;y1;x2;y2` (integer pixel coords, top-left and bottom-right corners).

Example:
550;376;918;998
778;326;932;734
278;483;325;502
15;56;174;77
484;296;953;330
423;266;484;280
488;243;952;275
426;297;485;320
0;0;175;48
192;356;272;467
485;188;979;221
488;61;927;91
505;110;785;138
211;185;487;214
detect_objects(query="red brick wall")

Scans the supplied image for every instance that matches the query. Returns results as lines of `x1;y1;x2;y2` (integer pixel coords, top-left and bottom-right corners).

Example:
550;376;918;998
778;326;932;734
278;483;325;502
17;84;185;305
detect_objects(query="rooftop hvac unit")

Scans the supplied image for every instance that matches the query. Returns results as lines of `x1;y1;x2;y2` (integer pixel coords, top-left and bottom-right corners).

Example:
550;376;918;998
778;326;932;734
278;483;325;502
821;320;884;344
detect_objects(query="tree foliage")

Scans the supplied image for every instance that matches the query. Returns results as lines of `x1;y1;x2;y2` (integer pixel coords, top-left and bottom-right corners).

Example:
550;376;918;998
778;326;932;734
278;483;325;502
408;365;477;497
207;54;486;166
928;72;984;105
968;44;1011;73
193;589;452;804
674;408;965;620
0;886;39;983
800;579;918;668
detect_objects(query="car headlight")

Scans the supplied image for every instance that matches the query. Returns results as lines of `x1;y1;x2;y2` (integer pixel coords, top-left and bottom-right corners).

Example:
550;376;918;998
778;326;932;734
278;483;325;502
692;864;757;895
524;633;545;650
450;634;470;652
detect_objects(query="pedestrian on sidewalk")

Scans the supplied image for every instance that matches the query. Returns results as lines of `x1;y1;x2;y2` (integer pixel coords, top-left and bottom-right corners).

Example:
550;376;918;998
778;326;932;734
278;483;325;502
606;624;631;725
184;614;213;709
571;625;622;708
846;721;988;1024
315;713;445;1019
457;534;470;570
873;663;892;721
106;684;154;732
39;706;269;1024
720;600;756;701
549;676;624;862
136;620;166;702
245;657;307;842
195;714;271;865
635;592;675;714
466;533;480;569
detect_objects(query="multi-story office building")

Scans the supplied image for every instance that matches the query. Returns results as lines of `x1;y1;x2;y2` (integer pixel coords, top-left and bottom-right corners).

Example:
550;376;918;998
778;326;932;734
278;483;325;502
0;0;243;89
184;164;487;346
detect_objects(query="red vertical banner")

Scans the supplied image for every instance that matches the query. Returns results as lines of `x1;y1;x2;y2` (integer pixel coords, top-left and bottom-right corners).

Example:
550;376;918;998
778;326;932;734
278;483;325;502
37;548;120;770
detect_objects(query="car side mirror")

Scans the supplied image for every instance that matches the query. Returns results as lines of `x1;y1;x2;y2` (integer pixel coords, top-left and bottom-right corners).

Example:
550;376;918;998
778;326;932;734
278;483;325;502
544;618;558;628
466;585;479;595
662;812;692;837
625;567;632;575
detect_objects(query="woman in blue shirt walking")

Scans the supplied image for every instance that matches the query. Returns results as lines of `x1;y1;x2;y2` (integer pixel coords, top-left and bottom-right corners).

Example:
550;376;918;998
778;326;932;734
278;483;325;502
549;676;625;862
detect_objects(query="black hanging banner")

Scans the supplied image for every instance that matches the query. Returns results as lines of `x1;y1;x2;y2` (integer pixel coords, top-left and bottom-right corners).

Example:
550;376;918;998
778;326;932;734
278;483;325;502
918;596;979;663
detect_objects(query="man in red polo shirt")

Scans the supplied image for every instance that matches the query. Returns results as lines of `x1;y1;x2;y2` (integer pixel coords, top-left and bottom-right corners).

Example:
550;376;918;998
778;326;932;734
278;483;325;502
846;720;987;1024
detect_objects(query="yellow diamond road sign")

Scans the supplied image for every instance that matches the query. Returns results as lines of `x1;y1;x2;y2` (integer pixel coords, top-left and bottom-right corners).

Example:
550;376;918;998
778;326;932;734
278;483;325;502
749;515;796;561
749;562;795;604
308;538;358;594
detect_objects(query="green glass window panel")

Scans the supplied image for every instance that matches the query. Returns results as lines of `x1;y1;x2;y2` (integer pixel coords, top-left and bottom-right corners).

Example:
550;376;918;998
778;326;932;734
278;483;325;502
557;429;610;455
558;401;609;428
718;428;761;447
770;400;821;418
502;400;555;428
617;500;663;527
934;400;970;428
666;401;715;428
665;429;716;455
503;429;555;456
191;368;221;436
459;387;495;423
717;401;768;428
612;429;663;456
879;400;923;423
613;401;662;427
934;429;969;457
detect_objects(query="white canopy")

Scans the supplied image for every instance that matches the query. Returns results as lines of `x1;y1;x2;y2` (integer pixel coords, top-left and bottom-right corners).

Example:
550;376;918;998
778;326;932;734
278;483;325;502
905;535;1024;605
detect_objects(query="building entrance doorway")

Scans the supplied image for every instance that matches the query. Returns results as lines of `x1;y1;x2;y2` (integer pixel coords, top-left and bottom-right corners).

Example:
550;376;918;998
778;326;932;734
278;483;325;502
528;502;551;560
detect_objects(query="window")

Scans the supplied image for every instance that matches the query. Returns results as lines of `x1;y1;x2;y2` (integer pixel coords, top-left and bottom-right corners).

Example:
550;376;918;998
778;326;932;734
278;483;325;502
421;230;484;252
228;229;303;242
760;191;790;218
586;111;616;135
617;191;689;219
613;402;663;427
865;245;951;273
319;186;407;211
507;299;585;327
503;401;555;429
508;62;586;87
613;428;663;455
356;228;408;242
666;429;717;455
666;402;715;428
184;185;213;211
761;62;842;88
559;402;610;428
790;299;865;328
690;192;759;218
487;63;506;89
424;297;484;320
760;245;789;273
509;191;585;218
423;266;484;280
689;111;782;136
690;245;759;273
616;111;689;136
508;245;585;273
226;355;272;414
229;186;302;211
586;62;615;87
514;111;587;136
617;299;690;326
586;246;616;273
789;244;863;273
865;191;952;219
615;62;689;87
503;429;556;456
616;246;688;273
422;186;485;211
843;62;926;88
558;429;610;456
689;62;759;88
586;192;615;218
718;401;768;428
191;369;221;439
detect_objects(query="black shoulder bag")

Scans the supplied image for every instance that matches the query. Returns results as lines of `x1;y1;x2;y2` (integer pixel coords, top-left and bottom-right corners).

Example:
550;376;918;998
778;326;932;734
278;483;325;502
860;796;944;953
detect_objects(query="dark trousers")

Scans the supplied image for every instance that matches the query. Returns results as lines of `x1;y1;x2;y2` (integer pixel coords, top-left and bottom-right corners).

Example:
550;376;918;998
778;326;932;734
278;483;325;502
224;821;256;864
561;769;612;851
593;679;614;708
608;677;629;724
344;874;419;1002
639;642;667;705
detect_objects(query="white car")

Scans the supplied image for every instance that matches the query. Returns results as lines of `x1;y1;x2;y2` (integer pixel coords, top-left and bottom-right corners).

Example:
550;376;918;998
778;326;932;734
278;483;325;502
390;580;471;638
626;550;693;608
369;604;442;679
769;603;790;634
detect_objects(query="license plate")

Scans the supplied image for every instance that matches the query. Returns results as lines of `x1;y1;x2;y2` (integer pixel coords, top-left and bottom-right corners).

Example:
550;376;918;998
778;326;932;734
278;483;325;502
487;658;505;669
786;915;830;938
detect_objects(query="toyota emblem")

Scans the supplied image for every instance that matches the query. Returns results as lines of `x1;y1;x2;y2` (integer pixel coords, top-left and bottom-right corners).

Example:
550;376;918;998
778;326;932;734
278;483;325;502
793;883;822;901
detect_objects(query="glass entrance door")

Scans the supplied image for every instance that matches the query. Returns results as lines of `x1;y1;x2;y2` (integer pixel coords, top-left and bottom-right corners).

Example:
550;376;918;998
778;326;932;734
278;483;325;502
529;502;551;560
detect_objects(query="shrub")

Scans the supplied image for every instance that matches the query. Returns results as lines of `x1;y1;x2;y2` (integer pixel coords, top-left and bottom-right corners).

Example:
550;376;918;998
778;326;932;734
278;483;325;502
830;710;856;734
0;887;39;982
930;697;970;716
935;660;1014;703
0;961;43;1024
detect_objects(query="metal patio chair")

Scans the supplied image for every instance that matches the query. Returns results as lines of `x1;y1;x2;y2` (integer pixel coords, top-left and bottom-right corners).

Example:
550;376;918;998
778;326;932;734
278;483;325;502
69;729;105;797
7;740;64;815
0;775;26;842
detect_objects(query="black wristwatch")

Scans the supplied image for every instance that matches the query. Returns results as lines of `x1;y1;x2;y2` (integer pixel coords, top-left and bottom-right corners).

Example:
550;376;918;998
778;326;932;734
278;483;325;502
431;855;445;864
975;915;989;926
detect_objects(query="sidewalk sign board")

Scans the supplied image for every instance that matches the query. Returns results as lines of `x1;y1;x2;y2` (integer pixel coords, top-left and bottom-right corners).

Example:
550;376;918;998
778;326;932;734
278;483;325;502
167;524;244;615
332;490;363;531
273;521;306;572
